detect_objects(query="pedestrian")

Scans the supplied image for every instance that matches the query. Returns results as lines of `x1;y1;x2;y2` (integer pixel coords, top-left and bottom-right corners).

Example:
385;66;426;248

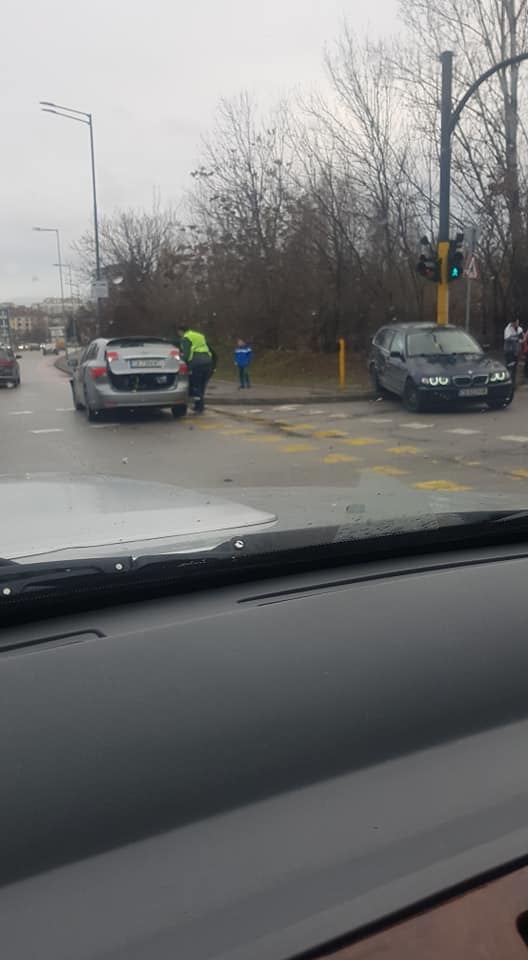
234;338;253;389
504;317;524;389
177;325;216;414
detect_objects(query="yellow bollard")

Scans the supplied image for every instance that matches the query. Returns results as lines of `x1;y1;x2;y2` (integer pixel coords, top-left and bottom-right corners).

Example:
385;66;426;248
338;338;346;389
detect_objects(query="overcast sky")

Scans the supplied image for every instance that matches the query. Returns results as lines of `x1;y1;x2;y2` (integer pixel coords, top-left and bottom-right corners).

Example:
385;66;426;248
2;0;398;302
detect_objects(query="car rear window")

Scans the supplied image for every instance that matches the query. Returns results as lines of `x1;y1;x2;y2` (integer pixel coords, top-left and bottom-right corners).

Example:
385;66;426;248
0;349;13;360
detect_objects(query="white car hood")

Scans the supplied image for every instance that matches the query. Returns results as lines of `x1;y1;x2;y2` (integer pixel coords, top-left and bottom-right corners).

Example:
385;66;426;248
0;474;277;563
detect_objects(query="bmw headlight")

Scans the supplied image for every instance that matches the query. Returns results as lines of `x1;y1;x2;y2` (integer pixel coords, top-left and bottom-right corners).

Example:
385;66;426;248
420;376;450;386
490;370;509;382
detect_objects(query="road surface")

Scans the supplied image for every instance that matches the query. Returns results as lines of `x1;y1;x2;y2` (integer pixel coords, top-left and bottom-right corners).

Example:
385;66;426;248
2;352;528;524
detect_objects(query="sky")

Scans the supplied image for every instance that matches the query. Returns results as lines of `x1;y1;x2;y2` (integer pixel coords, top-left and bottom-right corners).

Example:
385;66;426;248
2;0;399;302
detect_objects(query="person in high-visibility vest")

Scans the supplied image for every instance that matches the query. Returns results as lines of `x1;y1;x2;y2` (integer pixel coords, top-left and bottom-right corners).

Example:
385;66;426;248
178;326;216;413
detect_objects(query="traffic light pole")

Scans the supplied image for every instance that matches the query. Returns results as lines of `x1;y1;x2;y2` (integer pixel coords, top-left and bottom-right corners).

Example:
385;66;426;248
437;51;453;326
437;49;528;326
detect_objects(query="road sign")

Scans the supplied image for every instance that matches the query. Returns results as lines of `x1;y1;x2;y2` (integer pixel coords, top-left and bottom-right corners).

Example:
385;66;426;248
463;254;480;281
91;279;108;300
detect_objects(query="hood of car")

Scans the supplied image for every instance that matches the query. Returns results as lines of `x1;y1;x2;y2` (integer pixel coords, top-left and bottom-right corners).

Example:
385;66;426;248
408;354;507;375
3;473;528;566
0;474;277;563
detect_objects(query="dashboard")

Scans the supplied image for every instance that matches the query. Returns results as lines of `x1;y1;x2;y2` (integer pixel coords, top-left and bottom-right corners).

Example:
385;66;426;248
2;540;528;958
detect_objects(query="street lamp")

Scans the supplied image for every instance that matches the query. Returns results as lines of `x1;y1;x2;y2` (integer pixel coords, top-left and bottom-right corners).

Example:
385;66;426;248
33;226;69;364
40;100;102;334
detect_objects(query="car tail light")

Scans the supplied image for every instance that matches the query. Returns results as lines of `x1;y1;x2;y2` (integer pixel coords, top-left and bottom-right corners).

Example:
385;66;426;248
178;362;188;375
90;366;107;379
170;349;180;357
106;351;119;361
0;360;13;366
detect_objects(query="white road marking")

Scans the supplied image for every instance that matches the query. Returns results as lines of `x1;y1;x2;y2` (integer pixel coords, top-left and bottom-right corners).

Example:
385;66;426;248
89;423;119;428
402;422;435;429
30;428;64;434
328;413;347;419
56;407;75;412
308;408;325;415
273;404;299;411
445;428;481;435
367;417;393;424
9;410;33;415
499;435;528;443
248;408;263;413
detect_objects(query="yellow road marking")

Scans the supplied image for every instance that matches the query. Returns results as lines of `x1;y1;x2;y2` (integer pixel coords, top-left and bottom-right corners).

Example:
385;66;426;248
413;480;474;492
386;445;419;455
219;428;255;435
196;422;229;430
281;423;318;432
340;437;384;447
279;443;317;453
245;435;283;443
511;469;528;478
323;453;362;464
369;466;409;476
313;429;349;438
460;460;481;467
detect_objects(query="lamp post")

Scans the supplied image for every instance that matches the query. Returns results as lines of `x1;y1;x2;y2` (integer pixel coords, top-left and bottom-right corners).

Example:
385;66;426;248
40;100;102;334
33;226;69;364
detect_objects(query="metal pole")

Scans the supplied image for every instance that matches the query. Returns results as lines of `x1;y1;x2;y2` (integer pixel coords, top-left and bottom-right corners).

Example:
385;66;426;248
464;226;477;332
437;51;453;326
338;338;346;389
54;230;69;365
88;114;102;336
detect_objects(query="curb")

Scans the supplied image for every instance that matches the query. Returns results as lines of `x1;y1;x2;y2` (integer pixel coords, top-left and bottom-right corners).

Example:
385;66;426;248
206;389;372;405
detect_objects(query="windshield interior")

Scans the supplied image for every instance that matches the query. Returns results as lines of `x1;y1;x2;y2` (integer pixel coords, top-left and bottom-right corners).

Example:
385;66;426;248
407;330;483;357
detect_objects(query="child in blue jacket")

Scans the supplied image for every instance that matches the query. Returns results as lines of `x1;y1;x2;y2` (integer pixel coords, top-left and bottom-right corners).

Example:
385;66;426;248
234;338;253;389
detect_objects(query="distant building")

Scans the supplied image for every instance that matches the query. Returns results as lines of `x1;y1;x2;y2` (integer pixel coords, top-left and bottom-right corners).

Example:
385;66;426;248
9;306;49;341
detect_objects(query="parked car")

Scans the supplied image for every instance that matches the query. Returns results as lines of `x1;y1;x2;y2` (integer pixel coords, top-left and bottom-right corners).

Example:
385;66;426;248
368;322;513;412
41;343;57;356
0;347;21;388
70;336;189;421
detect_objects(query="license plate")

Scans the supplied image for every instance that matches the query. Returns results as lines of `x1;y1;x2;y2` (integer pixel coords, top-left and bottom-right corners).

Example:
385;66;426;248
129;359;164;369
458;387;488;397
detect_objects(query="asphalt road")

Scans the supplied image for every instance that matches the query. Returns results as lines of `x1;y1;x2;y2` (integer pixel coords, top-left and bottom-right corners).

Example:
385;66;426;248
3;352;528;523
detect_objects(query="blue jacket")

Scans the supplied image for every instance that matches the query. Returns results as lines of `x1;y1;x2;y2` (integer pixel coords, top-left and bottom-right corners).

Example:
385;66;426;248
234;345;253;368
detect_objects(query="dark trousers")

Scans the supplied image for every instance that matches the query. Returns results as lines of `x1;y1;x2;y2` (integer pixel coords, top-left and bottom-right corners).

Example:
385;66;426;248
238;366;250;388
189;361;212;412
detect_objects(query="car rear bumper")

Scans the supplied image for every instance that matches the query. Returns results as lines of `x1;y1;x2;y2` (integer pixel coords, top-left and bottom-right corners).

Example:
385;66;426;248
418;383;512;404
91;380;189;410
0;371;18;383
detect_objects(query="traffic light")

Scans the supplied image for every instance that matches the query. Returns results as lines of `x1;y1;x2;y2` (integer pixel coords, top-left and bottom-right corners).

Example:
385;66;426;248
416;252;441;282
448;232;464;281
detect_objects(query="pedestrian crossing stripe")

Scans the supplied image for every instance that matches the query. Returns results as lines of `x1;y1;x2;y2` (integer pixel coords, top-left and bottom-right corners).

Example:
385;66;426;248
386;446;419;455
413;480;474;492
279;443;317;453
323;454;361;464
369;466;409;476
340;437;384;446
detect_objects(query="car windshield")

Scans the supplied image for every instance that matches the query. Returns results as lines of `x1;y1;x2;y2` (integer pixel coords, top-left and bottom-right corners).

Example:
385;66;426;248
1;0;527;576
407;330;483;357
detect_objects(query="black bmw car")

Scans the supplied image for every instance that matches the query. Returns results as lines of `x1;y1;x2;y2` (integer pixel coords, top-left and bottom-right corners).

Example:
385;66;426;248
368;323;513;412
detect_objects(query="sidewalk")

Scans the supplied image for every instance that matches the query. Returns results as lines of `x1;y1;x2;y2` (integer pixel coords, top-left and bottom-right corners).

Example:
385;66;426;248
207;379;371;405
